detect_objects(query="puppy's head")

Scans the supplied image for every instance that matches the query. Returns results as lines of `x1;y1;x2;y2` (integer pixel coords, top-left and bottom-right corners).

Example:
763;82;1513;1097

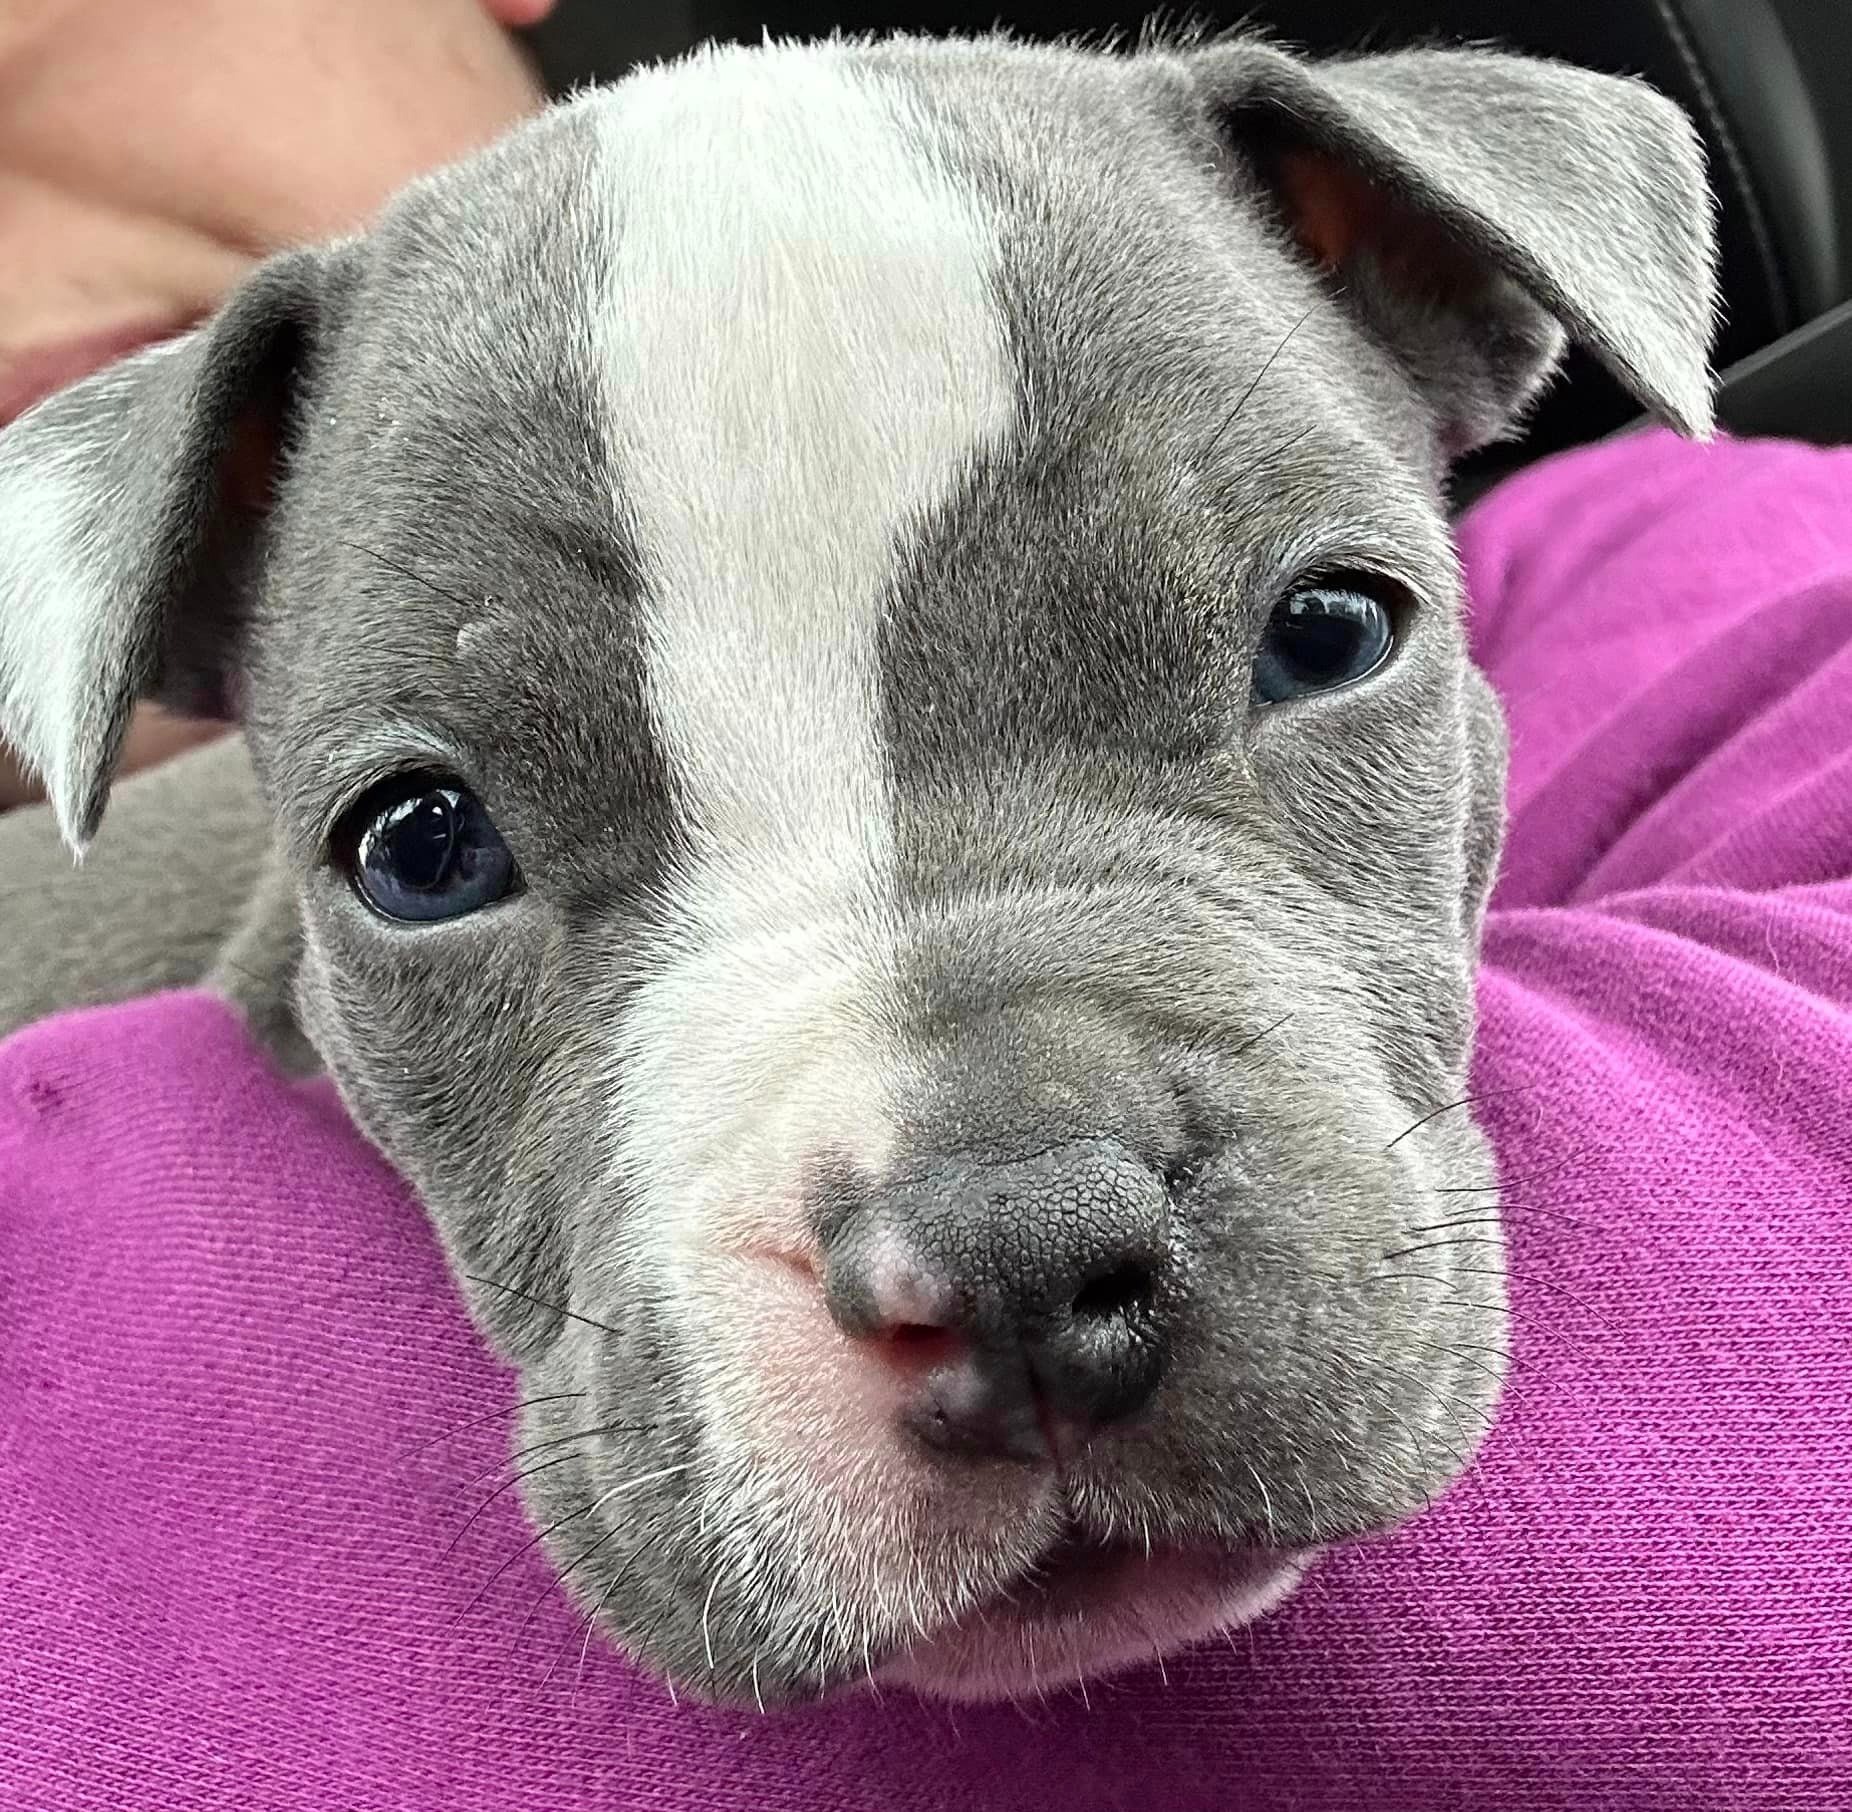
0;35;1715;1703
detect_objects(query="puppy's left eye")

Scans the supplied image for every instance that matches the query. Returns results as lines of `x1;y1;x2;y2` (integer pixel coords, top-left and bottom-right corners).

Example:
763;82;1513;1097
1254;581;1396;705
337;774;519;923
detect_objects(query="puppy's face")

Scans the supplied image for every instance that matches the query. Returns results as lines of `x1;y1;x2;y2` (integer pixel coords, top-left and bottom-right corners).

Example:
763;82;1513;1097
0;38;1715;1703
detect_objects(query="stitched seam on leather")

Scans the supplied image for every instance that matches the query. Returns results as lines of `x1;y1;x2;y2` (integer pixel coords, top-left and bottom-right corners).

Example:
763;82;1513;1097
1649;0;1789;326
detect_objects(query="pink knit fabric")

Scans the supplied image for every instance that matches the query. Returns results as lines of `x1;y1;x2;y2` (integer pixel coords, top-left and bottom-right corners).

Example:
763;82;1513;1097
2;430;1849;1809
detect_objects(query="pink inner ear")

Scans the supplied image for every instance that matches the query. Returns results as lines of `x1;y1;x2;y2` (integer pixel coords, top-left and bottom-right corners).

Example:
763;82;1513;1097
1276;149;1371;270
1276;149;1491;307
218;404;282;518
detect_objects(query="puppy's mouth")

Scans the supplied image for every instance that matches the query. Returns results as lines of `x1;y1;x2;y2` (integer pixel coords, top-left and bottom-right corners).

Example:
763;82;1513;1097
875;1524;1309;1700
1011;1528;1156;1616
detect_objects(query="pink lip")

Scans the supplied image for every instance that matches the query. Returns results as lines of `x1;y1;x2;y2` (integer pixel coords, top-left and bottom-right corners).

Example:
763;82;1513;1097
0;316;194;430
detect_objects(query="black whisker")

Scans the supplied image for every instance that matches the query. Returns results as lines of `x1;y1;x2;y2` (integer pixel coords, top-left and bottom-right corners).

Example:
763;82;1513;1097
1206;306;1316;462
1366;1353;1488;1461
570;1544;654;1695
1233;1013;1294;1059
1407;1336;1509;1392
1436;1336;1516;1366
391;1390;589;1471
518;1538;597;1647
1384;1083;1542;1151
1480;1299;1592;1358
530;1516;631;1654
1357;1274;1587;1353
1371;1387;1468;1477
211;954;282;995
1324;1350;1464;1475
1377;1235;1506;1264
1372;1265;1615;1333
442;1450;587;1560
338;538;483;614
1408;1203;1599;1239
452;1492;606;1629
464;1273;627;1341
632;1606;681;1706
459;1419;654;1492
1452;1267;1617;1332
1243;422;1316;479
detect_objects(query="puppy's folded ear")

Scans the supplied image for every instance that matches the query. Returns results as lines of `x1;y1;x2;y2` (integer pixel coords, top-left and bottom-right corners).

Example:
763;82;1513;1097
0;251;331;853
1181;41;1720;454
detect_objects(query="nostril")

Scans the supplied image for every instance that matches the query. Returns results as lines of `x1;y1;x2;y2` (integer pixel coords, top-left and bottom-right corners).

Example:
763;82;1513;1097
875;1321;965;1372
1070;1261;1155;1323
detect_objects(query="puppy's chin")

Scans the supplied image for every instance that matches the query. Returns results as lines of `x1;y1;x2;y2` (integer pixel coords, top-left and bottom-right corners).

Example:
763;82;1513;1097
873;1541;1313;1703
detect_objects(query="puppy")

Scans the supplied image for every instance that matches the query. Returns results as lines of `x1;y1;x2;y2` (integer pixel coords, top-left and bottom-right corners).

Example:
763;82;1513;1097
0;32;1716;1705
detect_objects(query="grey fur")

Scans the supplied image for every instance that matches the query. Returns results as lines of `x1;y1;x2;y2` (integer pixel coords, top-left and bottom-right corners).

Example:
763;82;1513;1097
0;734;268;1036
0;33;1715;1704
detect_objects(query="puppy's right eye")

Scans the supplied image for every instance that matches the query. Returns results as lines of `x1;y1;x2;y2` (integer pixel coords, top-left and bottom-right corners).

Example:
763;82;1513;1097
1253;579;1397;705
335;774;520;923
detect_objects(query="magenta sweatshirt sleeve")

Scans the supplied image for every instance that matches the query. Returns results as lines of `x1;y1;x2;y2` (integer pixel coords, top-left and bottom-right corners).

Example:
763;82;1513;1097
2;429;1849;1811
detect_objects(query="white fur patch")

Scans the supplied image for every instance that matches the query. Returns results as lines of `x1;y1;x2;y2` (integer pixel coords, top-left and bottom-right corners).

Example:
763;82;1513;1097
0;337;197;853
0;436;109;851
588;51;1014;1272
590;43;1012;900
586;42;1020;1631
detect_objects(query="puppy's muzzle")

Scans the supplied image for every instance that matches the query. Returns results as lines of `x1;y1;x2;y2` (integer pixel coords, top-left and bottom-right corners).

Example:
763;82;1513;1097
820;1138;1181;1464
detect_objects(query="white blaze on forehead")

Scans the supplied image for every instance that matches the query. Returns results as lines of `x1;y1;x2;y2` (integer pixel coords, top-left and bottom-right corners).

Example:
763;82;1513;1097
588;48;1016;1422
590;43;1016;906
586;48;1018;1557
592;48;1013;1214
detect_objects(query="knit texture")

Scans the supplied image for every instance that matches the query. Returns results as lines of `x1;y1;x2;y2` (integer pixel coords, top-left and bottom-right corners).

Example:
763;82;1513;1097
2;430;1849;1809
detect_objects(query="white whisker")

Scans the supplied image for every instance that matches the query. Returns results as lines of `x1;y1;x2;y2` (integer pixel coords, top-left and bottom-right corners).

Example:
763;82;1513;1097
701;1572;723;1675
1246;1463;1280;1546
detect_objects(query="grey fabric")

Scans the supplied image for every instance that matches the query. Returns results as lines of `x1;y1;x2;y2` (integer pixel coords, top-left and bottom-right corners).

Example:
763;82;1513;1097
0;733;269;1041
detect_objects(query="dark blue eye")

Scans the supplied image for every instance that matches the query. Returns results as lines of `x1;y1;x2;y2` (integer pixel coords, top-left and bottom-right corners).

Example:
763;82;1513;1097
343;776;518;923
1254;582;1396;704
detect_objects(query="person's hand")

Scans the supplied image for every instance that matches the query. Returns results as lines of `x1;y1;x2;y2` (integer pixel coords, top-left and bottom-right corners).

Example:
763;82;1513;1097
0;0;557;812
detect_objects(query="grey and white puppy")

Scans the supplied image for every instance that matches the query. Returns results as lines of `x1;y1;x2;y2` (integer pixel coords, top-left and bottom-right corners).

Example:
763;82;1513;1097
0;33;1715;1705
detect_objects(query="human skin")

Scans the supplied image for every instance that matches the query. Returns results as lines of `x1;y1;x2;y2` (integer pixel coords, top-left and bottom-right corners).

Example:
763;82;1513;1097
0;0;558;809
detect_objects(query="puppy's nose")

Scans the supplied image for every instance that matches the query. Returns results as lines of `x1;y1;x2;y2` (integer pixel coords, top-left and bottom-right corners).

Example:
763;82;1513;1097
822;1139;1176;1462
